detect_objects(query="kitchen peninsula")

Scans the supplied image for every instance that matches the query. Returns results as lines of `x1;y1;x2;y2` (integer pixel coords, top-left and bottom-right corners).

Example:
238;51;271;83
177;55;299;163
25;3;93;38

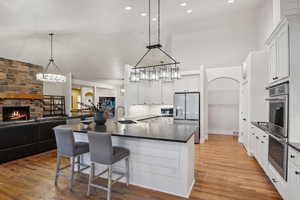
60;117;196;198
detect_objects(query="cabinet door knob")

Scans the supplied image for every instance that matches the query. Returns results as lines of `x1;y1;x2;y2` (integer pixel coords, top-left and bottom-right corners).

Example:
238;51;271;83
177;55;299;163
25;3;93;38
291;155;295;159
295;171;300;175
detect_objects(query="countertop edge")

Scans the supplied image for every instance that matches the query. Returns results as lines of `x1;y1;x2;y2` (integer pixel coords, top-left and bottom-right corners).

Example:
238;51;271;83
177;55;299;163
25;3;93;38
251;121;300;152
74;129;194;143
288;143;300;152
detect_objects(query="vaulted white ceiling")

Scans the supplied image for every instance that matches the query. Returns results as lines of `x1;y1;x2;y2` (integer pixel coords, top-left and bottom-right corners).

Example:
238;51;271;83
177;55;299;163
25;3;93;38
0;0;263;81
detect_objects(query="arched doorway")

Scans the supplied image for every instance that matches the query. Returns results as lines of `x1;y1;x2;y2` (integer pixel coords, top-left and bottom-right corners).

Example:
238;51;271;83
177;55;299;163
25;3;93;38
207;77;240;135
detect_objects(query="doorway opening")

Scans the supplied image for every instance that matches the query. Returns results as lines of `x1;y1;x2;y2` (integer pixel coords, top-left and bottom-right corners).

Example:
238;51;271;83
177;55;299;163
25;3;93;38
207;77;240;135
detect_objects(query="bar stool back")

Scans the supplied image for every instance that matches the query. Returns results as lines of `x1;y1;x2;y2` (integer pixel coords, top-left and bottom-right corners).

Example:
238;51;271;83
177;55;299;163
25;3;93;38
53;126;90;190
87;132;130;200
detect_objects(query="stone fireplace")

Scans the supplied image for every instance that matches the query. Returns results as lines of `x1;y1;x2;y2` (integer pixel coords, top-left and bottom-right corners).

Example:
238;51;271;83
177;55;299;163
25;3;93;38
0;58;44;122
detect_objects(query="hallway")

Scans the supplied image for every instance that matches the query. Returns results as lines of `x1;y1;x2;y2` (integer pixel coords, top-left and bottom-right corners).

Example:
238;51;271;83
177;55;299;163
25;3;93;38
0;135;281;200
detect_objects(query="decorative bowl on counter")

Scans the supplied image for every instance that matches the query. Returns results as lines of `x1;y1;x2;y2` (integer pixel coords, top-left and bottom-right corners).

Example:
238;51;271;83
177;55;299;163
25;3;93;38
94;111;109;125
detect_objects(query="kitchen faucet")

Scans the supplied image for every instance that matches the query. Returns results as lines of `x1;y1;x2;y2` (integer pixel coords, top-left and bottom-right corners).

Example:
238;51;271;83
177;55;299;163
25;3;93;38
116;106;125;120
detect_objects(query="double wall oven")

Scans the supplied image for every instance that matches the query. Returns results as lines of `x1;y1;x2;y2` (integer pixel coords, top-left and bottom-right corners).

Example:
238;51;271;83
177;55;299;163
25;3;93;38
266;82;289;180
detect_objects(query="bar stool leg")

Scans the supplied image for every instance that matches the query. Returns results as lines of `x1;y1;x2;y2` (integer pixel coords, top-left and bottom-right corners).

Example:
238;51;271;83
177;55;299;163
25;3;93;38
107;165;112;200
69;157;75;190
55;154;61;186
87;162;94;196
125;157;130;186
77;155;81;173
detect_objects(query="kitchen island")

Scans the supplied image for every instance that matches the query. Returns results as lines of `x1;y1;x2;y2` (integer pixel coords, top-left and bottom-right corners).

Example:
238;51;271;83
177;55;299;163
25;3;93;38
62;117;196;198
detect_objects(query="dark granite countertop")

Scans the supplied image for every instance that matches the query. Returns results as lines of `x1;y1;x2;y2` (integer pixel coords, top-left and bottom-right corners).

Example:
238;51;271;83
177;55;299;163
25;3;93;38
251;121;285;138
289;143;300;152
0;113;93;127
0;117;67;128
59;117;196;143
251;122;300;152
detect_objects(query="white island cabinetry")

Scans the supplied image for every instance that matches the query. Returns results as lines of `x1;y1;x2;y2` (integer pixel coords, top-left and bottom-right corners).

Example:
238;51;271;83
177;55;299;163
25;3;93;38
74;132;195;198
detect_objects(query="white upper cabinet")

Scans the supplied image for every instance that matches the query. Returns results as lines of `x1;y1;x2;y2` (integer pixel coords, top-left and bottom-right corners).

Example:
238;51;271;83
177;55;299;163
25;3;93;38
126;82;138;105
125;72;200;106
268;41;278;83
161;82;174;105
277;24;289;79
150;81;162;105
241;62;248;82
267;21;290;84
137;82;147;105
137;81;162;105
174;75;200;92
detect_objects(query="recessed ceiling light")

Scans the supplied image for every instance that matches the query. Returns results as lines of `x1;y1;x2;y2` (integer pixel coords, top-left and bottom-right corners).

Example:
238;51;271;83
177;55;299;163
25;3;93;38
228;0;235;3
186;9;192;14
141;13;147;17
152;17;157;21
124;6;132;11
180;2;187;6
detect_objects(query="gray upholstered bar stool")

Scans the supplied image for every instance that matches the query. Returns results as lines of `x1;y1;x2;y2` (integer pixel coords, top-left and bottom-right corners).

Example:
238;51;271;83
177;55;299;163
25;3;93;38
87;132;130;200
53;126;90;190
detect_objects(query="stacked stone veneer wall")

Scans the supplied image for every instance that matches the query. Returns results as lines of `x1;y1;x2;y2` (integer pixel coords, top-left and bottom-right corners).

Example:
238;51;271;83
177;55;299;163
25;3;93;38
0;57;44;121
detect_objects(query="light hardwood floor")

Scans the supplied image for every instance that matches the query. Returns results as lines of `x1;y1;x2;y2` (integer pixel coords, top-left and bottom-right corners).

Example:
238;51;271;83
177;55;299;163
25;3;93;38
0;134;282;200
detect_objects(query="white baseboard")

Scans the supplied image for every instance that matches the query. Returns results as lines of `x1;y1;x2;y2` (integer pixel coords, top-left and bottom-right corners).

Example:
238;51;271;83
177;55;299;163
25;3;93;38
208;130;238;135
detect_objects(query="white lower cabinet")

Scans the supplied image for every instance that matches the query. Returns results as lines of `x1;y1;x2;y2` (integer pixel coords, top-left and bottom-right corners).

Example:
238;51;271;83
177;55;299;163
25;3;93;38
248;125;300;200
248;124;288;199
268;165;288;200
288;160;300;200
250;125;269;173
288;147;300;200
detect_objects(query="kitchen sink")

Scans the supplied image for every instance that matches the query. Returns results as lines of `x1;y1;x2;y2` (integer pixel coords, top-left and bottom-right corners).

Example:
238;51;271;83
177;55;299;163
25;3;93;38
118;120;137;124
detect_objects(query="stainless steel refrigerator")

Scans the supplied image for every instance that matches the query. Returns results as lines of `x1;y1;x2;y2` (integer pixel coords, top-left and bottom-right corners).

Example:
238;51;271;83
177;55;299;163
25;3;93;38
174;92;200;143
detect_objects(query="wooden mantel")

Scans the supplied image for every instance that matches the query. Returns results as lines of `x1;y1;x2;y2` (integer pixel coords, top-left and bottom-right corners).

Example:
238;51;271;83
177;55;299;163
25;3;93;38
0;93;43;100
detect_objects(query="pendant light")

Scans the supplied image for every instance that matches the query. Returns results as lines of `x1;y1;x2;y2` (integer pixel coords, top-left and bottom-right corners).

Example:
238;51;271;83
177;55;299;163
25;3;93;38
130;0;180;82
36;33;66;83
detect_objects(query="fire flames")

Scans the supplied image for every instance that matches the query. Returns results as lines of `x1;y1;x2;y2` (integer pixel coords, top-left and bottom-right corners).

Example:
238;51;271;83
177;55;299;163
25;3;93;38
9;111;27;120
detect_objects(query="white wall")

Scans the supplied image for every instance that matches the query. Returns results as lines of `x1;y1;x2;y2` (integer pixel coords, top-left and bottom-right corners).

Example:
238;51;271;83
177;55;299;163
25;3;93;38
206;66;241;82
73;78;123;109
81;87;94;105
96;88;116;97
43;82;65;96
257;0;274;49
43;73;72;115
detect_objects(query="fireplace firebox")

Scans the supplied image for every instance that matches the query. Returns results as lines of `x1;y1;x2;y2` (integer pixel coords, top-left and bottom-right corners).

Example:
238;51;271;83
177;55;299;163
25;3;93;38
3;106;30;122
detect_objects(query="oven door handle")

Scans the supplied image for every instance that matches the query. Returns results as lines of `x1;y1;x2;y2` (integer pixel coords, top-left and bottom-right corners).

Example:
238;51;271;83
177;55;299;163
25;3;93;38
265;98;285;101
269;134;287;144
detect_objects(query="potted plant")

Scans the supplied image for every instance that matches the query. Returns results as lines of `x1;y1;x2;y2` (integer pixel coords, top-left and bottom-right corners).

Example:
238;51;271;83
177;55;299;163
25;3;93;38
79;101;109;125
